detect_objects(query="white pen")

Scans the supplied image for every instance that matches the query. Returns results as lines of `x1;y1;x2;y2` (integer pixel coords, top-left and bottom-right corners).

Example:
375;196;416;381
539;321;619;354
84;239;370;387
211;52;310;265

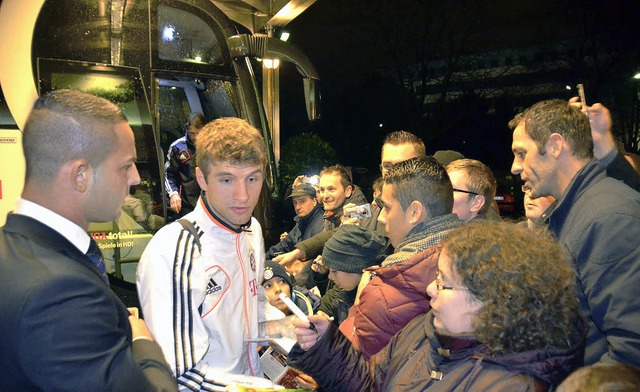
278;292;318;333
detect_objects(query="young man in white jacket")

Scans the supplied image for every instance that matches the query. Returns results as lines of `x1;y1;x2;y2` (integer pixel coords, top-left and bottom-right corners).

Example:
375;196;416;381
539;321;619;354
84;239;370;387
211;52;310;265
137;117;289;391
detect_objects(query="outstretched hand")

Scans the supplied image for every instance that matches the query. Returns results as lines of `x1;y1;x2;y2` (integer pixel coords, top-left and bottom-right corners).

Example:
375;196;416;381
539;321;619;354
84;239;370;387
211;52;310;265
273;248;305;267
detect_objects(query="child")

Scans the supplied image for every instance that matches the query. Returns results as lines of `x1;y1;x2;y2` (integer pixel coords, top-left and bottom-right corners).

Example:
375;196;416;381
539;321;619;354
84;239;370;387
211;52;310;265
317;225;386;326
261;261;321;390
262;260;320;321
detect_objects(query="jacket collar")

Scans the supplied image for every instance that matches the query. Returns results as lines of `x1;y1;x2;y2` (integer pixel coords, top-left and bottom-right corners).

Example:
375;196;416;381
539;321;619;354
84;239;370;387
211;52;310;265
545;158;606;228
3;214;108;283
199;191;251;234
296;204;323;224
424;310;586;386
396;213;462;250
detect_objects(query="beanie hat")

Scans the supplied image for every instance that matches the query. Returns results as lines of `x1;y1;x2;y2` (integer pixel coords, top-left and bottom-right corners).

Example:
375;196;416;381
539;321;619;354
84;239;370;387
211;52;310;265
321;225;386;273
287;184;317;199
263;260;293;292
433;150;465;166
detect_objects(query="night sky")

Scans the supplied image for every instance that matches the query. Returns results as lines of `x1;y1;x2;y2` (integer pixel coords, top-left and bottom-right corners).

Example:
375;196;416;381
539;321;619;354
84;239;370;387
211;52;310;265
275;0;640;185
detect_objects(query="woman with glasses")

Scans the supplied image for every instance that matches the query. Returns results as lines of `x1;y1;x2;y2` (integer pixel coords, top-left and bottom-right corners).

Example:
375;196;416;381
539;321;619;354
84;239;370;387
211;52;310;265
288;220;585;391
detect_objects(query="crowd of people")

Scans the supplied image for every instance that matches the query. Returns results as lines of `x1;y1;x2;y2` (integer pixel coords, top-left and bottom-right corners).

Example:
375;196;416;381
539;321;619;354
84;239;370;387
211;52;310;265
1;88;640;392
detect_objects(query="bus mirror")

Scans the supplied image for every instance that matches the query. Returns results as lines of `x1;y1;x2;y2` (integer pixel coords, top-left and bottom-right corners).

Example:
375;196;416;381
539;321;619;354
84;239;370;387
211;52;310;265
228;34;320;121
303;77;320;121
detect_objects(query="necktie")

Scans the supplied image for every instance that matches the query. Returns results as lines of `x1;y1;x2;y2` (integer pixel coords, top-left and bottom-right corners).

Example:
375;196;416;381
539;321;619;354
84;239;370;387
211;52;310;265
86;240;109;283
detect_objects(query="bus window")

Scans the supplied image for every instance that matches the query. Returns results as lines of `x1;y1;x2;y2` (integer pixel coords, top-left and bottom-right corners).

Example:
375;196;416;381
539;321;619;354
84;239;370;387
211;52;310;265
156;77;239;155
157;4;224;66
0;88;18;129
0;86;22;226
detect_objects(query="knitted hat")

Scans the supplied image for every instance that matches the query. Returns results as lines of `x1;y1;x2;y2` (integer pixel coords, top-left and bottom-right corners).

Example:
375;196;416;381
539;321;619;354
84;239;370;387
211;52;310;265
263;260;293;292
433;150;465;166
287;184;317;199
321;225;386;273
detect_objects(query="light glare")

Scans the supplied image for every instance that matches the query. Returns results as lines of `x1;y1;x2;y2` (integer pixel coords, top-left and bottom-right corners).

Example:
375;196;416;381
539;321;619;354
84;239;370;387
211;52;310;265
162;25;175;42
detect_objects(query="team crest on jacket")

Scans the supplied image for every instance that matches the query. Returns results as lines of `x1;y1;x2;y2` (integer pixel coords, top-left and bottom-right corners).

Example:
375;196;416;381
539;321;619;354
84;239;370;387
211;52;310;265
178;149;191;162
249;245;256;272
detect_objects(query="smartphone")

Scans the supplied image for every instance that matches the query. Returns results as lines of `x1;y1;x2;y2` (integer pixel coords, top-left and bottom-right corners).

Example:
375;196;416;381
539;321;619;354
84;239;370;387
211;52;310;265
577;84;587;111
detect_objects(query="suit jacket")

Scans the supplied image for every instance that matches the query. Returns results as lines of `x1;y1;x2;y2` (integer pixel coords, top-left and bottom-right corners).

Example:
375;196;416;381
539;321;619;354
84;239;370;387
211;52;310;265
0;213;177;391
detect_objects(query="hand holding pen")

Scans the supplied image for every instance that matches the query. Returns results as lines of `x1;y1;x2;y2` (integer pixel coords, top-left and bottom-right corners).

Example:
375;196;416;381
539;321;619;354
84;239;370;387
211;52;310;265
279;293;318;332
279;293;333;351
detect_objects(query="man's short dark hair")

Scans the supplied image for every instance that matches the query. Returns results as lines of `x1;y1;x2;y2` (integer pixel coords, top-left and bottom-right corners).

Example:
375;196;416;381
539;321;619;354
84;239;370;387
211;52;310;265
372;177;384;194
384;156;453;217
382;131;426;157
186;112;205;129
509;99;593;160
320;164;353;189
23;89;126;184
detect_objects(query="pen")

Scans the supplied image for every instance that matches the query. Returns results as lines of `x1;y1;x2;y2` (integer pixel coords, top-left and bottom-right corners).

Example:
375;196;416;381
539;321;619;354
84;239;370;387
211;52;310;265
278;293;318;333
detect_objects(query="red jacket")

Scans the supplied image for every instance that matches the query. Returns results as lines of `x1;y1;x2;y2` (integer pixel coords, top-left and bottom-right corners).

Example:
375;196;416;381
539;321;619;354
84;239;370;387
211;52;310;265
339;245;440;359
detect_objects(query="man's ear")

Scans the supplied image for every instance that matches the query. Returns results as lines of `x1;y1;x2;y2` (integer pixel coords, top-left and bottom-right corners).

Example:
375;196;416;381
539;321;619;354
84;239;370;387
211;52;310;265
406;200;426;225
195;167;207;189
345;184;354;198
68;160;92;193
469;194;486;214
547;133;564;159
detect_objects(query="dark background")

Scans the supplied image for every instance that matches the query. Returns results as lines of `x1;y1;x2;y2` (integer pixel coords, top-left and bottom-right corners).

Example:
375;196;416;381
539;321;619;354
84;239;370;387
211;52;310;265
275;0;640;183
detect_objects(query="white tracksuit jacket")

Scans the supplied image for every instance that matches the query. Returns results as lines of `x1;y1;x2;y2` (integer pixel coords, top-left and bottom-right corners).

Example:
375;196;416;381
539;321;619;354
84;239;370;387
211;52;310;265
137;197;265;391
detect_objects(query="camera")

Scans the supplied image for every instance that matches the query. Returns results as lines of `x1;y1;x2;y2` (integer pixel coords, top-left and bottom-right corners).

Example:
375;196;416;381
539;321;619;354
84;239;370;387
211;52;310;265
349;203;372;220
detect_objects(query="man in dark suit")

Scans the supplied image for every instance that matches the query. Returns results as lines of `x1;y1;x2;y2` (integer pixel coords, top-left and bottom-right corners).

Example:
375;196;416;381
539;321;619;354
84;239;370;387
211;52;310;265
0;89;178;391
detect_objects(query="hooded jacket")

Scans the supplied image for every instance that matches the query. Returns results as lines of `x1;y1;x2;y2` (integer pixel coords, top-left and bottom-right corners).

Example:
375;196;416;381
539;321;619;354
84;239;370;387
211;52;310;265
289;311;585;391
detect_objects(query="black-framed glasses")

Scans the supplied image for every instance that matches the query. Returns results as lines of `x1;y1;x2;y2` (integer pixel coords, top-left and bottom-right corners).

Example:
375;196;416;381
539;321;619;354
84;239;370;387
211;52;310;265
453;188;479;196
435;270;468;292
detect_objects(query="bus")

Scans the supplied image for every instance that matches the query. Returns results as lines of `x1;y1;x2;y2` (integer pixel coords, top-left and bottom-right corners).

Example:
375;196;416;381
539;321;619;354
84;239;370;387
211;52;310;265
0;0;319;285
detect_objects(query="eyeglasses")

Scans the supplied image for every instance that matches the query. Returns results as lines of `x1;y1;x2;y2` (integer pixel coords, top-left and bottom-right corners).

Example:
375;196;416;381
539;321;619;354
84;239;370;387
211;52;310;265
453;188;479;196
435;270;468;291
